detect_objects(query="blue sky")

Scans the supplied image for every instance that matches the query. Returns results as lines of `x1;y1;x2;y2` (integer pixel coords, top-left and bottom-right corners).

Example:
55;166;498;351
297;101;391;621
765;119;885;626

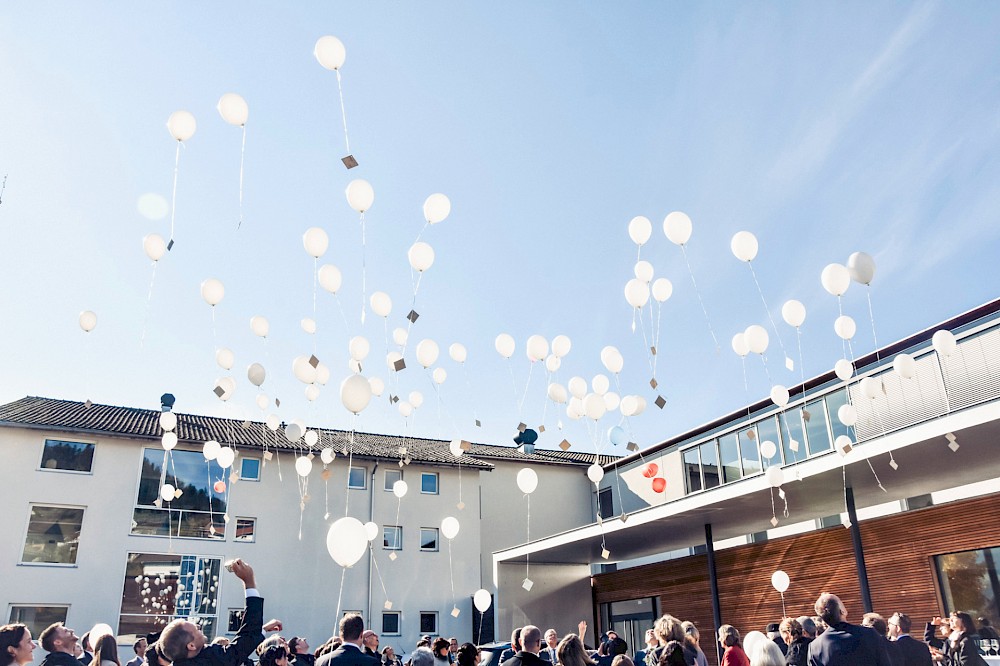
1;2;999;457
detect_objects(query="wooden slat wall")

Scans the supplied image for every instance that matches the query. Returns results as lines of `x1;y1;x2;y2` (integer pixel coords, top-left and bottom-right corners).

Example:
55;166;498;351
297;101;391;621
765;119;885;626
593;493;1000;666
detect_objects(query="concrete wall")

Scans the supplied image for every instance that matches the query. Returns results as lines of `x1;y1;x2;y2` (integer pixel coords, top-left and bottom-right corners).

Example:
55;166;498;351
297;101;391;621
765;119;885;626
495;562;593;642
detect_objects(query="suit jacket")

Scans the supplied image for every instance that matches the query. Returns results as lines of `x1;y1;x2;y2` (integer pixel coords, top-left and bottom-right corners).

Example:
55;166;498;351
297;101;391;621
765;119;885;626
175;596;265;666
40;652;85;666
501;651;549;666
317;645;381;666
893;636;932;666
807;621;891;666
947;634;986;666
540;647;558;663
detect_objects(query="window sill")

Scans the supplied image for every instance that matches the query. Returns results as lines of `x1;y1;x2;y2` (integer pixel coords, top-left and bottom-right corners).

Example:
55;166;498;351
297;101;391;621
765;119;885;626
18;562;79;568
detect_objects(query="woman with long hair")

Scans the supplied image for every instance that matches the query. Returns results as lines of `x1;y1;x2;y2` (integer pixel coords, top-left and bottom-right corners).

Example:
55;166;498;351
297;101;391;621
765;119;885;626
558;634;596;666
1;624;36;666
946;612;987;666
93;634;121;666
260;645;290;666
455;643;479;666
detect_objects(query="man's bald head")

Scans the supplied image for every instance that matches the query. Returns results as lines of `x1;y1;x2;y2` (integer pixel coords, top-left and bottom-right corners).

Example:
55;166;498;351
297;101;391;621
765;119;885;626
521;626;542;653
814;593;846;625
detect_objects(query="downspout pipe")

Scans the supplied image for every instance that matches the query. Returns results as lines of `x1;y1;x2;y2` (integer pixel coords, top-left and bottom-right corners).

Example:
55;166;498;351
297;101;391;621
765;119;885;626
367;460;379;623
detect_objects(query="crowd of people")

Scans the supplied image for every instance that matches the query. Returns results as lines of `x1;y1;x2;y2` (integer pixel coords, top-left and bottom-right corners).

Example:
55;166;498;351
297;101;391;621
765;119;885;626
1;568;995;666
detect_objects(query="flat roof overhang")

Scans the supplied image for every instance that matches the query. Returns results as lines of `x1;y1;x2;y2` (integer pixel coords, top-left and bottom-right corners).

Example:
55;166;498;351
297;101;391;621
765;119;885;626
494;400;1000;567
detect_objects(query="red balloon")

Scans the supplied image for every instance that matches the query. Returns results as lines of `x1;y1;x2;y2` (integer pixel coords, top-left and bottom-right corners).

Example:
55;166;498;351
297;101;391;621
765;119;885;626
642;463;659;478
651;477;666;493
213;480;226;493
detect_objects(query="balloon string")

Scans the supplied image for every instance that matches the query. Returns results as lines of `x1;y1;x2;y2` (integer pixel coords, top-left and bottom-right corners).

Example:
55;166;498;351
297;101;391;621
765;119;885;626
517;362;534;416
345;419;357;516
506;359;520;419
370;543;390;600
866;288;882;364
236;124;246;230
747;261;789;365
400;272;425;360
206;462;216;532
335;566;346;624
448;538;456;608
312;258;318;355
653;301;663;380
842;312;891;483
169;142;181;246
637;306;656;377
334;295;351;337
335;69;351;154
780;591;786;617
360;212;367;326
140;261;159;348
770;486;777;525
680;245;720;352
525;493;530;581
414;220;429;245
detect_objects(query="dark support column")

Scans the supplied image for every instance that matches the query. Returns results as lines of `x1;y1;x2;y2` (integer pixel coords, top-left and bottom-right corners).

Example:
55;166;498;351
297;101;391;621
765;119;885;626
845;485;873;613
705;523;723;665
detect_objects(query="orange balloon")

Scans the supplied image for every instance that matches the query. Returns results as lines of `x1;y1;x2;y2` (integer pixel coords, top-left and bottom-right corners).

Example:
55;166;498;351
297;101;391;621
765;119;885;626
651;477;666;493
214;480;226;493
642;463;659;478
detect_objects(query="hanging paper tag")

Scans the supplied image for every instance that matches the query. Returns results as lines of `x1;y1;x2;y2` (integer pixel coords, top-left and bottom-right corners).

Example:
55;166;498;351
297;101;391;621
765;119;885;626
522;578;533;591
785;357;795;371
342;155;358;169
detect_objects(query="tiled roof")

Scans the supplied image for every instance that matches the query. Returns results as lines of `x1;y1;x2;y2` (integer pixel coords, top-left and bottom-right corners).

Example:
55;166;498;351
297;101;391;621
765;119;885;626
0;397;619;469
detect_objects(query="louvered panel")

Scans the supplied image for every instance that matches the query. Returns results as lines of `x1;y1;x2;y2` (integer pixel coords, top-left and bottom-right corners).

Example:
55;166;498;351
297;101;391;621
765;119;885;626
850;352;950;442
941;328;1000;411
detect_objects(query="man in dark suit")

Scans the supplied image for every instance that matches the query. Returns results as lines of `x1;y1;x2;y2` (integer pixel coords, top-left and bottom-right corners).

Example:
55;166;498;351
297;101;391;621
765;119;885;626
498;629;522;665
316;616;380;666
887;613;933;666
807;593;891;666
501;626;547;666
161;560;278;666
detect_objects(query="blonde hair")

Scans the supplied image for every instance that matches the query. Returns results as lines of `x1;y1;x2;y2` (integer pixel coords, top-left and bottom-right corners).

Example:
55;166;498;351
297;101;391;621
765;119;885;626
556;634;595;666
653;615;684;644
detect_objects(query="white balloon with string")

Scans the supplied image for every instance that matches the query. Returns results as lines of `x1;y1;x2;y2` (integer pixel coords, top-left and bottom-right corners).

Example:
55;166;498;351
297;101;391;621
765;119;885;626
165;110;196;247
217;94;250;229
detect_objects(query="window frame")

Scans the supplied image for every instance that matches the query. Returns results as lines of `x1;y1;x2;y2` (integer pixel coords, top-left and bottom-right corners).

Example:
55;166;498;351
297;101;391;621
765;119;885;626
7;605;70;639
130;447;227;541
597;486;614;520
234;517;256;543
419;611;438;635
349;466;367;490
20;503;86;567
420;472;439;495
37;437;96;474
384;469;402;492
240;457;261;482
419;528;439;552
383;525;402;551
382;611;402;636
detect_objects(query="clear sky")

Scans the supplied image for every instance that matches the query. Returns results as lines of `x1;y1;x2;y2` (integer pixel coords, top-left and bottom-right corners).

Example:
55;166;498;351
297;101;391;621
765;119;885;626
1;2;999;458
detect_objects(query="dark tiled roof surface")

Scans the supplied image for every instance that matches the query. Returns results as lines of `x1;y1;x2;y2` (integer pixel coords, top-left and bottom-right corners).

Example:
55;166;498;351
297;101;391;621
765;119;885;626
0;397;618;469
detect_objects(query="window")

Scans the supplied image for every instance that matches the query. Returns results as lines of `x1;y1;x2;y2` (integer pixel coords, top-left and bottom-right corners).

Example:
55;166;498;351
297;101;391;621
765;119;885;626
683;447;702;493
420;528;439;552
133;448;226;540
349;466;367;489
756;417;782;469
421;472;439;494
740;427;762;477
420;611;438;635
227;609;244;633
8;606;68;638
383;526;402;550
21;504;85;565
382;611;401;636
234;518;256;543
825;389;856;444
118;552;221;642
699;441;720;489
39;439;94;472
779;409;807;465
384;469;402;492
597;486;614;519
240;458;260;481
718;433;741;484
804;398;833;455
934;547;1000;630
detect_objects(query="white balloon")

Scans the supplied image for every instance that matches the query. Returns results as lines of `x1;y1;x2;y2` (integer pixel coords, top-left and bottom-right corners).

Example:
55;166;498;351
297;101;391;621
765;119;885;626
835;435;854;454
441;516;460;540
432;367;447;384
771;570;790;593
317;264;342;294
349;336;371;362
516;467;538;494
565;397;582;420
769;385;789;408
592;374;610;395
568;376;587;399
158;411;178;433
408;391;424;408
603;391;621;411
731;333;750;358
214;377;236;401
314;35;346;71
624;278;650;309
587;463;605;484
386;351;403;370
364;521;379;541
838;404;858;426
370;292;392;318
632;396;648;416
760;440;777;459
834;315;856;340
407;242;435;272
449;343;467;363
368;376;385;396
765;465;784;488
304;384;320;402
860;376;881;400
292;355;318;384
652;278;673;303
392;328;408;347
551;335;572;358
634;260;654;283
217;93;249;127
203;440;221;461
393;479;408;498
302;227;329;258
321;447;336;464
834;359;854;382
893;353;916;379
201;279;225;306
663;211;693;246
89;624;114;648
284;423;303;443
161;432;177;451
449;439;464;457
730;231;758;262
628;216;652;246
781;300;806;328
620;395;638;417
601;346;624;374
166;110;196;142
304;430;319;447
326;517;369;568
216;446;236;469
583;393;607;420
847;251;876;285
265;414;280;431
821;263;851;297
345;179;374;213
160;484;176;502
316;363;331;385
416;339;440;368
295;456;313;477
547;383;568;404
544;355;561;373
744;325;769;355
247;363;266;387
255;394;269;410
526;335;549;362
250;315;270;338
301;318;317;334
340;374;373;414
495;333;515;359
143;234;167;262
473;589;492;613
932;330;957;357
423;193;451;224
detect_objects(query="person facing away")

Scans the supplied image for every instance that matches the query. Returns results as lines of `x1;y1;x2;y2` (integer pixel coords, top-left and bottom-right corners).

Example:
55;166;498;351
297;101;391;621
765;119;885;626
717;625;748;666
316;615;381;666
38;622;82;666
806;593;890;666
556;634;595;666
779;618;811;666
499;630;522;665
501;626;547;666
93;634;121;666
886;613;932;666
680;622;707;666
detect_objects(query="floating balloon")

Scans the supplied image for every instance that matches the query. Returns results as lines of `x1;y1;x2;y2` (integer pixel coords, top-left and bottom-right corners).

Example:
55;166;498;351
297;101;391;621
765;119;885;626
544;355;561;373
217;93;249;127
834;359;854;381
835;435;854;454
370;292;392;318
408;391;424;408
821;263;851;297
441;516;460;540
583;393;607;420
166;111;196;142
516;468;538;494
364;521;379;541
326;517;369;568
642;463;659;478
143;234;167;262
652;278;673;303
349;336;371;362
411;339;436;368
932;330;957;357
587;463;604;484
449;439;464;458
392;328;408;347
730;231;758;262
432;368;447;384
893;353;916;379
203;440;221;461
847;252;876;285
317;265;342;294
250;315;269;338
161;432;177;451
392;479;408;498
624;279;650;308
78;310;98;333
781;300;806;328
386;351;403;370
407;242;435;272
547;383;568;404
305;384;320;402
159;411;177;432
473;589;492;613
771;570;790;593
744;325;769;355
628;216;652;246
770;385;789;408
526;335;549;362
292;355;318;384
214;377;236;401
634;260;654;283
295;456;313;477
302;227;329;258
603;391;621;411
760;440;777;459
651;477;667;493
285;422;304;442
216;447;236;469
265;414;280;431
301;318;317;334
304;430;319;446
200;279;225;306
321;447;335;464
620;395;638;417
566;397;584;420
551;335;572;358
601;346;624;374
449;343;467;363
608;425;627;447
834;315;856;340
731;333;750;358
316;363;331;385
592;374;610;395
368;376;384;396
568;376;587;400
247;363;266;387
860;376;881;400
663;211;692;246
765;465;784;487
255;394;269;410
345;179;374;213
159;484;176;502
213;480;226;493
838;404;857;427
423;194;451;224
495;333;515;359
340;374;373;414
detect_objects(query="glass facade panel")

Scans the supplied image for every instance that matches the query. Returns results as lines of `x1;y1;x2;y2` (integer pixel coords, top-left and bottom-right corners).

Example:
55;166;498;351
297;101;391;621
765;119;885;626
420;612;437;635
240;458;260;481
700;441;720;489
756;417;782;469
383;612;401;635
934;547;1000;631
384;469;402;491
718;433;741;484
683;448;702;493
825;389;856;443
22;505;84;564
420;528;438;551
779;409;808;465
8;606;68;639
234;518;256;542
804;398;833;455
421;473;439;494
40;439;94;472
598;487;614;519
134;448;227;539
383;526;402;550
740;425;762;477
348;467;366;489
118;552;220;641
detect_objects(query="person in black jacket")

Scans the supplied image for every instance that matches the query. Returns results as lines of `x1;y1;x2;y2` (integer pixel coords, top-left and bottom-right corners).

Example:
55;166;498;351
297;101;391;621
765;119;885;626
944;613;986;666
315;615;380;666
779;617;811;666
886;613;932;666
38;623;82;666
806;593;890;666
500;626;548;666
160;559;277;666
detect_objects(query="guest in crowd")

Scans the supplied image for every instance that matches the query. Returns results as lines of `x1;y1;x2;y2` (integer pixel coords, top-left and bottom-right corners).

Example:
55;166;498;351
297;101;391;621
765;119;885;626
717;626;748;666
316;615;380;666
290;637;315;666
501;626;546;666
363;634;380;659
557;634;595;666
126;638;147;666
887;613;932;666
499;630;522;665
807;593;890;665
381;647;402;666
39;623;81;666
433;639;452;666
634;630;657;666
681;622;707;666
261;646;291;666
1;624;36;666
455;643;478;666
93;635;120;666
778;617;809;666
748;641;783;666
